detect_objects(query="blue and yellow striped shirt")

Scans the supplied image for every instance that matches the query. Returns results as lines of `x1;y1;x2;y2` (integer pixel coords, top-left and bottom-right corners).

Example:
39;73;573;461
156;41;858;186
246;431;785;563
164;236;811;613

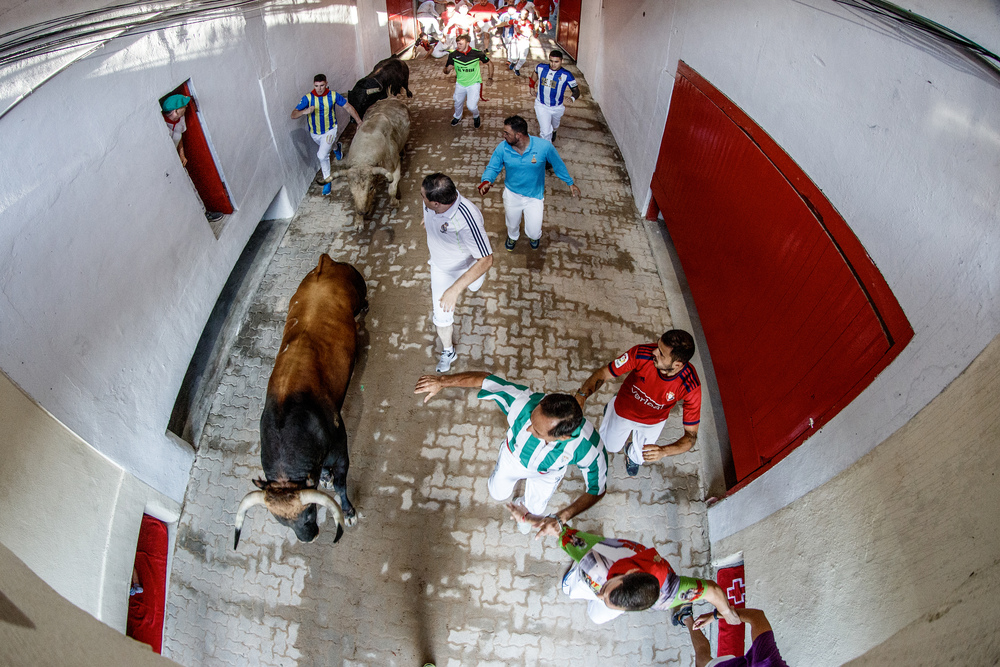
296;90;347;135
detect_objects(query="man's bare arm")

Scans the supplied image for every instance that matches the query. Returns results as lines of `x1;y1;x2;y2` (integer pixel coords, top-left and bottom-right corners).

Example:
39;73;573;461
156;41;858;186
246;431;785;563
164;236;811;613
508;492;606;539
415;371;490;403
440;255;493;312
575;365;615;407
643;424;698;461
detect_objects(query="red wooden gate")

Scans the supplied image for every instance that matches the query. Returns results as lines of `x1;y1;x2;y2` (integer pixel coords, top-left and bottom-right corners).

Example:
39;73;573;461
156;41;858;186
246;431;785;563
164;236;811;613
556;0;580;61
386;0;416;55
650;62;912;489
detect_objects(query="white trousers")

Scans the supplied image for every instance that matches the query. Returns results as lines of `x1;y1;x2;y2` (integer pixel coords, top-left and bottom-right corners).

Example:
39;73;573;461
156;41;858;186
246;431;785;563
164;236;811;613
597;395;667;467
503;188;545;241
430;261;486;327
507;37;529;70
310;129;338;179
488;443;566;515
453;82;482;119
534;100;565;142
417;15;440;38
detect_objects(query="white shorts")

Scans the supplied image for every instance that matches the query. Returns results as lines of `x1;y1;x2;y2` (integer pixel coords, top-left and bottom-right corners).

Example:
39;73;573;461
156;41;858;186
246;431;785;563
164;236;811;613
597;395;666;466
430;261;486;327
488;443;567;515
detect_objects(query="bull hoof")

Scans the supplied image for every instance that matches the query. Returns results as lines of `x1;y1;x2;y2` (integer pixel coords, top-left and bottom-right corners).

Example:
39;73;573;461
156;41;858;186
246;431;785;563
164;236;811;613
345;513;358;527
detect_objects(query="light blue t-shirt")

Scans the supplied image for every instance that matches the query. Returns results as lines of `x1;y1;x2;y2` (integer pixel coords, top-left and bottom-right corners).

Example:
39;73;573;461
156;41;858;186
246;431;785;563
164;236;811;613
481;137;573;200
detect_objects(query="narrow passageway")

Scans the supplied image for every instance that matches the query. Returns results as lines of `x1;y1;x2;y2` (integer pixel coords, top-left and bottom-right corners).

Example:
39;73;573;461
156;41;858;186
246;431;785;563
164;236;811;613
164;37;710;667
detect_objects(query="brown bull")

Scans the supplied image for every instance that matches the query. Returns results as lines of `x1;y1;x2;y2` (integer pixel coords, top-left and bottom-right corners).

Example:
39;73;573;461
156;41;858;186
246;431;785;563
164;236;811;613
234;254;367;547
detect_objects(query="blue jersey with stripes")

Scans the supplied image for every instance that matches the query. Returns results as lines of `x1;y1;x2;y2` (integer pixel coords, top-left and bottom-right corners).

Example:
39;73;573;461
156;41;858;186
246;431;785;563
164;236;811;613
296;90;347;135
423;192;493;272
534;64;578;107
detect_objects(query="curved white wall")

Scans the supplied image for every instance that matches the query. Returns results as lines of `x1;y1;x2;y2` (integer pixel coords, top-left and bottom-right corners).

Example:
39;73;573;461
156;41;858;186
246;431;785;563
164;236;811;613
0;0;391;503
576;0;1000;537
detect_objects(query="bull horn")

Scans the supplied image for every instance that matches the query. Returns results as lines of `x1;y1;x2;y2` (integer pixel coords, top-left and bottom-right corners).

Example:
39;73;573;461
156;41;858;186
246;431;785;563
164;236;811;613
371;167;393;180
299;489;346;531
233;490;266;549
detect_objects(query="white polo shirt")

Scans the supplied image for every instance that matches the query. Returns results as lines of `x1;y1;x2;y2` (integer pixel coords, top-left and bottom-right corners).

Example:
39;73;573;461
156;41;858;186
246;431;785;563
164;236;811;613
423;192;493;273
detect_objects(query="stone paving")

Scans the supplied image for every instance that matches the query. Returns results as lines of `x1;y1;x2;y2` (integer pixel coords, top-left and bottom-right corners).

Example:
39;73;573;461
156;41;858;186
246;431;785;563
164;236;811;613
163;36;712;667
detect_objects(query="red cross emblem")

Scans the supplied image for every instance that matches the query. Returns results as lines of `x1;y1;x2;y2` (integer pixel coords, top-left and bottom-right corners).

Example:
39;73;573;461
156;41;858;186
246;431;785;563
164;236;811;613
727;577;745;606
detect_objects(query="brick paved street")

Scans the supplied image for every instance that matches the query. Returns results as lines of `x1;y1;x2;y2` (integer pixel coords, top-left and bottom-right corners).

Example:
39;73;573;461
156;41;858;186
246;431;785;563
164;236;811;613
163;38;712;667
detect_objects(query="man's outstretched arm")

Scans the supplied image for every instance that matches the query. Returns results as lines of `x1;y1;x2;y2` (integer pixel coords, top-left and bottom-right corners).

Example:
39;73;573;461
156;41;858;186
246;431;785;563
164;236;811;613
575;364;615;407
415;371;490;403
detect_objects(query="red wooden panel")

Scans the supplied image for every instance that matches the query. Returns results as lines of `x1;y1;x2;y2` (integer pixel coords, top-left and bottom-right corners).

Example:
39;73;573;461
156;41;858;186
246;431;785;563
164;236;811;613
386;0;416;55
126;515;168;653
175;83;234;214
556;0;580;61
651;62;912;488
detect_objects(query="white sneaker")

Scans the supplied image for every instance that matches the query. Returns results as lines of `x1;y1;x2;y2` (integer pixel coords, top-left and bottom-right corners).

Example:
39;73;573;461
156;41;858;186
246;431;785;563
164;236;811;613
436;348;457;373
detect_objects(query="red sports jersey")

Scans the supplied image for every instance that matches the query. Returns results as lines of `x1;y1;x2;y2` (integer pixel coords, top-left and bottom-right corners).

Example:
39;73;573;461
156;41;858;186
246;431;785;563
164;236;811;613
607;546;675;586
608;343;702;426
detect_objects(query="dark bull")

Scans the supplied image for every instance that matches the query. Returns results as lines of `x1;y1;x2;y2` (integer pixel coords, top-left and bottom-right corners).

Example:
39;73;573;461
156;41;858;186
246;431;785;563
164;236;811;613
234;254;367;547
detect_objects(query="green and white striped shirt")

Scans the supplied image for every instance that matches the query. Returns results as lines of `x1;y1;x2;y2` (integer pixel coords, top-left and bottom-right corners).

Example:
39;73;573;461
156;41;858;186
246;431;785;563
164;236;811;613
478;374;608;496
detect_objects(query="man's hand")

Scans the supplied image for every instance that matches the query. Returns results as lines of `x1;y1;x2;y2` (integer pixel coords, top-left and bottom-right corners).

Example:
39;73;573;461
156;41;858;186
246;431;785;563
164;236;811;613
478;180;493;195
439;284;460;312
415;375;446;403
692;611;716;631
642;443;670;462
570;184;581;198
504;502;560;539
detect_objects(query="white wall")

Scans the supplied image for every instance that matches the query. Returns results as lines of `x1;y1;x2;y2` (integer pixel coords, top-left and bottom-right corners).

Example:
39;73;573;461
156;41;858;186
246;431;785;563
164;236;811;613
0;371;179;631
0;0;390;503
711;331;1000;665
577;0;1000;537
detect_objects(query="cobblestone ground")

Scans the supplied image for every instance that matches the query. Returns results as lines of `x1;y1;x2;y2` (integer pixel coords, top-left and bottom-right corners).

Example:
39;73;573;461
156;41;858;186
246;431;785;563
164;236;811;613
163;37;711;667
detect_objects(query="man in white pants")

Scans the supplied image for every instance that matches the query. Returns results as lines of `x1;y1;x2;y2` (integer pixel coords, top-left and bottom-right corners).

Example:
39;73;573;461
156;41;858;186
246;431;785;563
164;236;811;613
576;330;702;477
414;372;607;537
444;34;494;128
478;115;580;250
420;173;494;372
529;49;579;142
290;74;362;195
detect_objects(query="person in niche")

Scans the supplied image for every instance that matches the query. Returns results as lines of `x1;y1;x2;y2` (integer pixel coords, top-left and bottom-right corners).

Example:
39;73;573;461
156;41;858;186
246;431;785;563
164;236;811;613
161;94;224;224
684;607;789;667
505;503;742;627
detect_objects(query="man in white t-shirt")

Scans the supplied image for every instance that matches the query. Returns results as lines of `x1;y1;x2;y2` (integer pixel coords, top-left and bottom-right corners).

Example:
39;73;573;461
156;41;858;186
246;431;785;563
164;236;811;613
420;173;494;372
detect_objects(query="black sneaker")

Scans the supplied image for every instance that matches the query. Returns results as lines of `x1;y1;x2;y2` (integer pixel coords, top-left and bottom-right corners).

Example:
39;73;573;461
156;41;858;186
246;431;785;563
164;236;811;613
504;236;516;251
514;69;521;76
626;456;640;477
551;130;557;142
671;603;694;627
451;117;461;126
473;116;481;129
205;211;224;223
528;238;540;249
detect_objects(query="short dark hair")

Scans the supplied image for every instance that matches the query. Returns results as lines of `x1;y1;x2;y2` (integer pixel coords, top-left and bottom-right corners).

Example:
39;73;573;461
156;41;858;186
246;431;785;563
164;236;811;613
421;173;459;205
314;74;327;83
538;394;583;438
608;572;660;611
504;115;529;136
549;50;563;60
660;329;695;364
457;33;470;42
